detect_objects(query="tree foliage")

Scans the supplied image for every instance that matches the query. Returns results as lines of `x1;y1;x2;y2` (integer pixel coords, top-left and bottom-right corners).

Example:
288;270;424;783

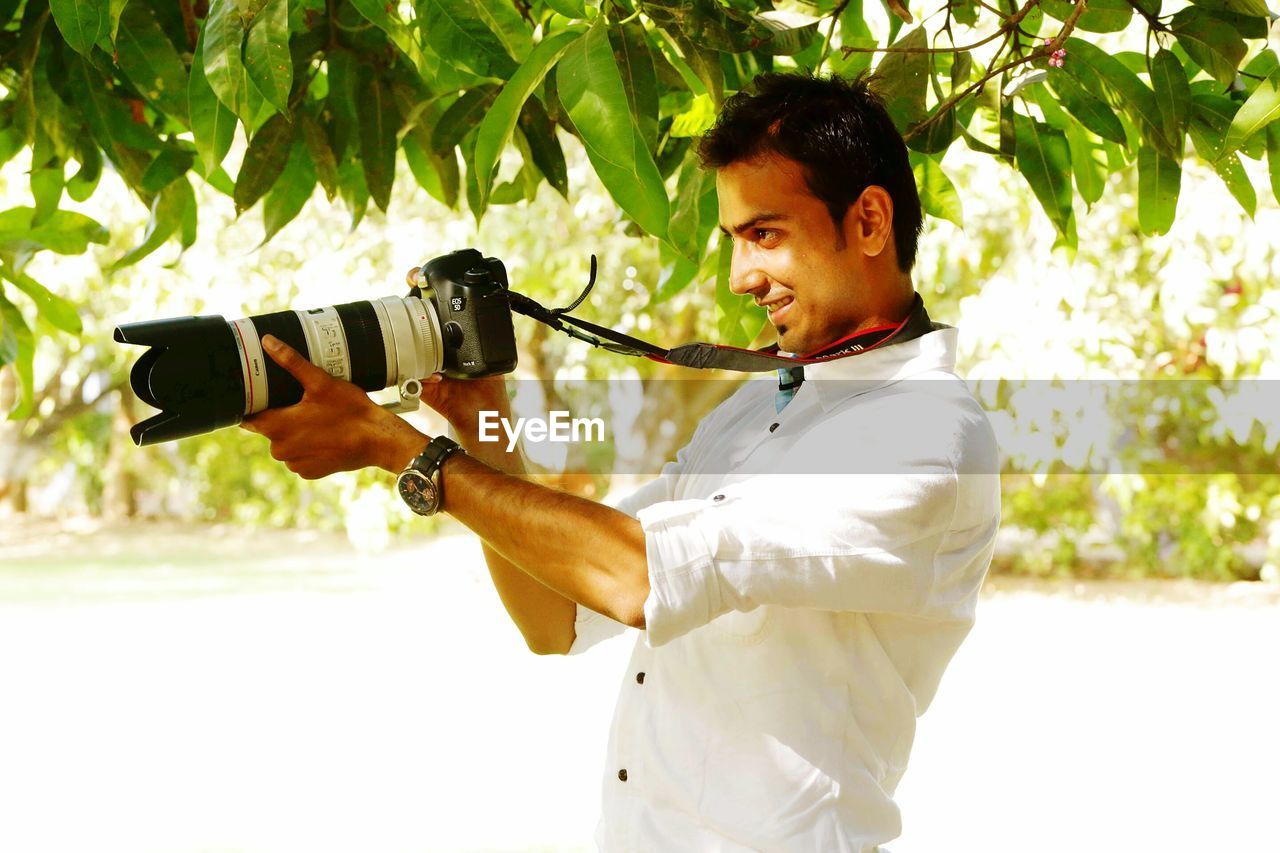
1;0;1280;411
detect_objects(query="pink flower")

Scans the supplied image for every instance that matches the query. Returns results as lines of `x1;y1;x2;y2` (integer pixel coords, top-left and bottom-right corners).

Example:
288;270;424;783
1047;47;1067;68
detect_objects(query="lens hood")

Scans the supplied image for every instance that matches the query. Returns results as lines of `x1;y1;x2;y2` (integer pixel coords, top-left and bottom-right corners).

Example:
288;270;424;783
113;316;247;446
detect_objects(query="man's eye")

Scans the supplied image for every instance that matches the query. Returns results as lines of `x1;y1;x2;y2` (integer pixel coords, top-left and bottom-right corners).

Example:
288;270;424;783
755;229;779;244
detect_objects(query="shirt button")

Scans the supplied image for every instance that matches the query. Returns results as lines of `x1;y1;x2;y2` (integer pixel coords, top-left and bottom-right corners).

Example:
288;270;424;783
768;422;780;433
618;769;628;782
636;671;645;684
712;494;725;502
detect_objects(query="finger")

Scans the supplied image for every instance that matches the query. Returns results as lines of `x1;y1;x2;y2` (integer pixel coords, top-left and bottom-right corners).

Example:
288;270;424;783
424;373;443;384
262;335;331;393
405;267;422;289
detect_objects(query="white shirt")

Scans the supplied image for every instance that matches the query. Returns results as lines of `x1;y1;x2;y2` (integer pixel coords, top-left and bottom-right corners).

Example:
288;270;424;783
570;326;1001;852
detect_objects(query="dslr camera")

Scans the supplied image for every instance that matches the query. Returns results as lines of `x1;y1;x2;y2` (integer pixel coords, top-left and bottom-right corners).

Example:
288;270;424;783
114;249;518;446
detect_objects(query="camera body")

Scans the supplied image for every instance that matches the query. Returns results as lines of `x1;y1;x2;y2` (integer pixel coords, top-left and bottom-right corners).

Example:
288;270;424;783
414;248;518;379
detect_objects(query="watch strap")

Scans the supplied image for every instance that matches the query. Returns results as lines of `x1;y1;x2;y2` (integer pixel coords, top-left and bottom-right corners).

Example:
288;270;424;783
410;435;464;479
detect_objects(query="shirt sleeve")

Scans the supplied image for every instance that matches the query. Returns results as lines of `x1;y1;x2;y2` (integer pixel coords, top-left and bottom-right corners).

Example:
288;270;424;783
567;450;690;656
639;465;963;647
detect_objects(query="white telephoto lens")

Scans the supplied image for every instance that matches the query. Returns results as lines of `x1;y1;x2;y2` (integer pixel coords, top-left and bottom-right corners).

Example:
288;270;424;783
228;317;270;415
294;306;353;383
374;296;444;383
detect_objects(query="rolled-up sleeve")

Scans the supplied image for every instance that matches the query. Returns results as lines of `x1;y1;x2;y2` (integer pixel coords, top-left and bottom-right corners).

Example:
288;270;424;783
640;466;960;647
568;456;689;656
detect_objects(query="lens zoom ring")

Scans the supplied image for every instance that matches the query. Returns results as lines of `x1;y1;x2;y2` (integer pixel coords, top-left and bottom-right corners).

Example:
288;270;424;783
333;301;387;392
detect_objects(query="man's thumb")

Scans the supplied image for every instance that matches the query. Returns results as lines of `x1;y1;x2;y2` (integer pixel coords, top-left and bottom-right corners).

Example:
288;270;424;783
262;335;328;391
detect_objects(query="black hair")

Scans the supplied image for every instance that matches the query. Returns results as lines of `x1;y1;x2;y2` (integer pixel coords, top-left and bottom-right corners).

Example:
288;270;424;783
697;72;924;273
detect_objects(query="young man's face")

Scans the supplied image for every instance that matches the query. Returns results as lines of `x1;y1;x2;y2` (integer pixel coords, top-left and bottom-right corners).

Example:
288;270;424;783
717;154;887;355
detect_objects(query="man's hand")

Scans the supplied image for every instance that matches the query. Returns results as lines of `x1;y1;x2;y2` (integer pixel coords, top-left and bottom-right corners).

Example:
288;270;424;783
418;373;510;439
240;335;428;479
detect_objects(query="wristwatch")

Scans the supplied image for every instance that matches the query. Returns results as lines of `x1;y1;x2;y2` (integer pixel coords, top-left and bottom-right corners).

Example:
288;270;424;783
396;435;465;516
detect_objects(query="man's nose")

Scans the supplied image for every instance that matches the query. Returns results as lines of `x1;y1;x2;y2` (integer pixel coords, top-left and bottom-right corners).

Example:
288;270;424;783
728;243;768;297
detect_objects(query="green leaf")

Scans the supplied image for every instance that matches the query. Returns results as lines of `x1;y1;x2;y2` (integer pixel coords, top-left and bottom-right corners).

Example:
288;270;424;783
832;0;875;79
518;97;568;200
1046;74;1126;144
1137;146;1181;236
432;86;500;155
115;1;190;124
1;267;81;333
66;57;163;158
110;180;192;269
338;160;370;230
1041;0;1132;32
404;136;459;207
355;67;398;212
189;27;238;176
1171;8;1247;87
262;142;317;243
300;113;339;201
910;152;963;229
649;244;699;305
66;143;102;202
0;289;33;417
669;30;724;106
670;94;717;138
0;297;18;366
1013;114;1075;246
1064;121;1107;208
473;29;583;201
1190;93;1238;161
417;0;517;79
609;20;660;156
1187;0;1271;20
234;114;294;214
669;154;717;260
1222;68;1280;158
0;207;109;255
1152;49;1190;159
754;10;820;57
544;0;586;17
203;1;249;119
105;0;126;44
140;148;196;193
1064;39;1177;160
872;27;929;133
472;0;532;62
180;190;198;251
30;163;64;227
1212;152;1256;218
244;0;293;115
49;0;107;56
558;20;670;240
1268;124;1280;206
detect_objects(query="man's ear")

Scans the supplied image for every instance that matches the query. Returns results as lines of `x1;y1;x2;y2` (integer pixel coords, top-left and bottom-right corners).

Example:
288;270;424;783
847;186;895;259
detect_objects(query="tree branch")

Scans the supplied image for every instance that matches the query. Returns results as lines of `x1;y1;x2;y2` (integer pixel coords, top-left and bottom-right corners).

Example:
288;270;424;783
179;0;198;51
905;0;1086;142
1125;0;1169;32
842;0;1038;56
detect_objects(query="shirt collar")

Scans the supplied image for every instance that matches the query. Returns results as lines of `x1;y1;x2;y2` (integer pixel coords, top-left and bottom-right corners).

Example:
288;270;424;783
803;325;959;412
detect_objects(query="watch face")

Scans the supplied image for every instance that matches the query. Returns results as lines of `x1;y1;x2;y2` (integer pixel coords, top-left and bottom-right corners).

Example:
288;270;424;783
397;469;440;516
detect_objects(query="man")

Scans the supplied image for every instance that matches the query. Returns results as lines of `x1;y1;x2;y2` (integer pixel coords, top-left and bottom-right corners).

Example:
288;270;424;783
243;73;1000;850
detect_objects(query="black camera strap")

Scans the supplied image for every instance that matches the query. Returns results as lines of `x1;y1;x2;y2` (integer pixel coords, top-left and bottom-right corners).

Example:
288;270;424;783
506;259;938;373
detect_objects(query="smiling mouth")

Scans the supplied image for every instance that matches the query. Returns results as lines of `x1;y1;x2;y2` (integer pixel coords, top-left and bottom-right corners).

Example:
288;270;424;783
761;298;794;325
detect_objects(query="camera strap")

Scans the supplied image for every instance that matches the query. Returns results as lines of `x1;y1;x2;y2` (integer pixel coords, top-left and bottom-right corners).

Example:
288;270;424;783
506;258;937;372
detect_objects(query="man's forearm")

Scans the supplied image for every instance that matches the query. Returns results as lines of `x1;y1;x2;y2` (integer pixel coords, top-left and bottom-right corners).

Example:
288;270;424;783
454;429;579;655
439;451;650;631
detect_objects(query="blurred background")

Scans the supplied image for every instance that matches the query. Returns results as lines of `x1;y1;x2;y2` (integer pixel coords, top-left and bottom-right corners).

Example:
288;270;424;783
3;104;1280;851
